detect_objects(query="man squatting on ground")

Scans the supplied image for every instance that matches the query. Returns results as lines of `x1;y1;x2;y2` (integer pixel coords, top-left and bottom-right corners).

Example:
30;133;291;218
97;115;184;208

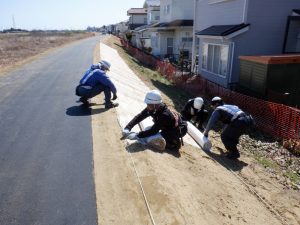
181;97;208;131
122;90;188;152
76;60;118;109
203;96;254;159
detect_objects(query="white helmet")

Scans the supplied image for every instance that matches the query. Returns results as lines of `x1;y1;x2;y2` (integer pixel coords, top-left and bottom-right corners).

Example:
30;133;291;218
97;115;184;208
100;60;111;71
211;96;223;105
144;90;162;104
193;97;204;110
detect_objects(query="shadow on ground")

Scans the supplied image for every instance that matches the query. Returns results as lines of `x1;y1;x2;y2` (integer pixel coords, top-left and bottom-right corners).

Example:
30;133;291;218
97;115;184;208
205;150;248;172
126;142;181;158
66;104;108;116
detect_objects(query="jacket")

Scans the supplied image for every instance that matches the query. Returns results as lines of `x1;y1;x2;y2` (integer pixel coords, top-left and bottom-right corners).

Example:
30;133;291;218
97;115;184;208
80;69;117;95
125;104;183;138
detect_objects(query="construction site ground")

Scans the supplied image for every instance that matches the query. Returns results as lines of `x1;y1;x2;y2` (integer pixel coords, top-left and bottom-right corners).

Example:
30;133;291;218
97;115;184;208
0;33;299;225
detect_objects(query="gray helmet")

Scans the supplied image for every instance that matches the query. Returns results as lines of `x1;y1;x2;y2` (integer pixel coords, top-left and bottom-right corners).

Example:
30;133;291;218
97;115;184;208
144;90;162;104
99;60;111;71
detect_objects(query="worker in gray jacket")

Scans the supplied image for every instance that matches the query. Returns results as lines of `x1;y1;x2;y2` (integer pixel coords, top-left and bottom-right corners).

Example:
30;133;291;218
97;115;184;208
204;96;254;159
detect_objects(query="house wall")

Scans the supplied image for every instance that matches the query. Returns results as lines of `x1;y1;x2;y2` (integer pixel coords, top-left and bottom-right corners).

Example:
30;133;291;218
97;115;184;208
160;0;193;23
159;31;175;57
148;6;160;24
174;29;193;59
194;0;245;32
232;0;300;84
151;32;160;56
194;0;300;88
131;14;147;24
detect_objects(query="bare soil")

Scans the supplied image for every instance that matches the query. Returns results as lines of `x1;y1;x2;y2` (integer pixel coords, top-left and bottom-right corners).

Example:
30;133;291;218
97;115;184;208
0;31;94;74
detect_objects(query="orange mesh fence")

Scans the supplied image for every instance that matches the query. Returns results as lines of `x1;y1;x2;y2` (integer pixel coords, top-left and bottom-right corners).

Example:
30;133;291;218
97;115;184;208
120;39;300;141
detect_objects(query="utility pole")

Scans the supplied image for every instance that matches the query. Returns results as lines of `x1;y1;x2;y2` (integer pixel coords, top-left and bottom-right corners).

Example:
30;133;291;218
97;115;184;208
12;15;16;29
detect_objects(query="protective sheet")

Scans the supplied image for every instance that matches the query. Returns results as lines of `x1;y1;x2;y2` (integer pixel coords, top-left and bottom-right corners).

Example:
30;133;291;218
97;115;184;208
99;43;202;150
187;121;212;151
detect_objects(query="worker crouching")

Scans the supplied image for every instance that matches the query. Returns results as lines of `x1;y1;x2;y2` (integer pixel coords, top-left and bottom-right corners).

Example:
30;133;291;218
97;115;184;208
123;90;187;153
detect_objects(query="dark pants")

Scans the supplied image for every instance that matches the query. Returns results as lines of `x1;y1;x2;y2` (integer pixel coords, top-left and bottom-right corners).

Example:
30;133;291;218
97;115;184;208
161;128;182;150
221;117;248;153
76;84;111;102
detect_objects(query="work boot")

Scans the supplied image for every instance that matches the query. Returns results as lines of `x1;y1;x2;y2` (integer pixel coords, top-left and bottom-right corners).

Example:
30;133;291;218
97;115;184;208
225;151;240;159
147;136;166;151
105;101;119;109
78;97;89;105
165;139;181;152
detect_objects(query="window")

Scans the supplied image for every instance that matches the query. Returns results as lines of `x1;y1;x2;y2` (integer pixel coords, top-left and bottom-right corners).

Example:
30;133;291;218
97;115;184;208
182;37;193;48
164;5;171;15
167;38;173;54
201;43;229;77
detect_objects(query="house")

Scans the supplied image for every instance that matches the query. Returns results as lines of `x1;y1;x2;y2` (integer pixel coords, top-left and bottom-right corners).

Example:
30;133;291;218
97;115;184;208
133;0;160;50
127;8;147;31
127;8;147;45
148;0;194;61
193;0;300;89
115;21;128;38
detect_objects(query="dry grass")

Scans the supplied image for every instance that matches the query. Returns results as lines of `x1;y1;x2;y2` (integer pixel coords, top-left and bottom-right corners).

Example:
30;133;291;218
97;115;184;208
0;31;95;74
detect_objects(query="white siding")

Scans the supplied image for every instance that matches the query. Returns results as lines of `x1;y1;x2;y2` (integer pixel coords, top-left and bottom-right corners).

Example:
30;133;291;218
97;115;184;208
131;14;147;24
160;0;194;23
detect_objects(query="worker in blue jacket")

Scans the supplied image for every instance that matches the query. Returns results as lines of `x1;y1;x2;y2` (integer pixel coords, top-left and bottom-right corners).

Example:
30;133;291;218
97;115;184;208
76;60;118;109
204;96;254;159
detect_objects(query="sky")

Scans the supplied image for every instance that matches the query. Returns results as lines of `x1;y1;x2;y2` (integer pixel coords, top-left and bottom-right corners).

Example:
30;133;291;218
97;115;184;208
0;0;145;30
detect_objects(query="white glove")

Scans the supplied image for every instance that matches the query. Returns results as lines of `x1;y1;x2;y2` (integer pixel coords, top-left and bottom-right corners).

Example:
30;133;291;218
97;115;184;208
127;132;138;140
122;129;130;137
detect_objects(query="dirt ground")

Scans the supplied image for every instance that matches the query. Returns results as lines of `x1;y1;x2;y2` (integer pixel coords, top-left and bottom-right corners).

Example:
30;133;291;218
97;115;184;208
0;31;94;73
91;95;299;225
1;33;299;225
91;39;299;225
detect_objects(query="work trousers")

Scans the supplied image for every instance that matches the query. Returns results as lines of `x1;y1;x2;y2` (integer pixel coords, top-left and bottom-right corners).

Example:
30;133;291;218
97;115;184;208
221;117;248;153
77;84;111;102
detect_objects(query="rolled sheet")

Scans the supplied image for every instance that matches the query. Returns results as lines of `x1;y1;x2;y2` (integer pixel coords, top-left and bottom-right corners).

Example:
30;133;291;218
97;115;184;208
187;121;212;151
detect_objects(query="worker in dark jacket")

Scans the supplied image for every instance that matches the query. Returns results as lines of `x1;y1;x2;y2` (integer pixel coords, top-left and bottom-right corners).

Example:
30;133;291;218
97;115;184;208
204;96;254;159
76;60;118;109
181;97;208;131
123;90;187;152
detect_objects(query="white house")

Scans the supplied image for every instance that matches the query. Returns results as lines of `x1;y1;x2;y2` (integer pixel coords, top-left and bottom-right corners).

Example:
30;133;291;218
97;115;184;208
148;0;194;61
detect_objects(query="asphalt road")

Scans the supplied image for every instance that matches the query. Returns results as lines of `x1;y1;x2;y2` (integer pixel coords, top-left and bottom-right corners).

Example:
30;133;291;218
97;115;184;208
0;36;101;225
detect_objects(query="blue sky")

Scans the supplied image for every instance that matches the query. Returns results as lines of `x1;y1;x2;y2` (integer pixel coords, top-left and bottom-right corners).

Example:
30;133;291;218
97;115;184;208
0;0;145;30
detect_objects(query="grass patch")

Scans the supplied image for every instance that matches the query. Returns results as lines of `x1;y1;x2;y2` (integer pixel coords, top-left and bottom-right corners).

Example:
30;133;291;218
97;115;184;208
284;171;300;184
253;152;278;169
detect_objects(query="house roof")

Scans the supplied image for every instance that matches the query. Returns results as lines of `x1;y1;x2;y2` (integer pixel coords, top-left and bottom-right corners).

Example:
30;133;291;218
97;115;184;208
195;23;250;36
151;20;193;28
292;9;300;15
127;8;147;15
134;24;152;32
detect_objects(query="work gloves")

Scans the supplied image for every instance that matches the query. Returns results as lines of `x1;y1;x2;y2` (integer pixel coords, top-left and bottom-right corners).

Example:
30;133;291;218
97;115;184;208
122;129;138;140
112;93;117;100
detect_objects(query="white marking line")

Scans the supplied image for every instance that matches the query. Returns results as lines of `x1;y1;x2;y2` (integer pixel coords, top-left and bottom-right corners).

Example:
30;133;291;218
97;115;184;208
115;107;156;225
215;157;290;225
